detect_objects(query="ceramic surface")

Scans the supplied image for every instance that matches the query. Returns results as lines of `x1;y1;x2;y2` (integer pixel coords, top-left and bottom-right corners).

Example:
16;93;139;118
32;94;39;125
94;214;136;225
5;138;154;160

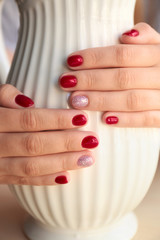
0;0;9;83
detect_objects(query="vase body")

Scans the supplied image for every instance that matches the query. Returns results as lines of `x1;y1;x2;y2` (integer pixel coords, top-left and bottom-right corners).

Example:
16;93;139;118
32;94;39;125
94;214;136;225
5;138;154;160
0;0;9;83
8;0;160;240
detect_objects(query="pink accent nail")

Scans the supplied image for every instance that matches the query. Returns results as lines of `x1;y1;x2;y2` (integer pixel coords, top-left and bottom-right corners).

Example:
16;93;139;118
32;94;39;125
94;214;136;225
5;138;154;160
77;155;94;167
123;29;139;37
72;96;89;108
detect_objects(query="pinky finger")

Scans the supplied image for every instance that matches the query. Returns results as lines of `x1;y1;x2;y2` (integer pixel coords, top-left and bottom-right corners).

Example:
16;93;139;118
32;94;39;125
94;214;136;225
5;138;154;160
0;172;70;186
103;111;160;128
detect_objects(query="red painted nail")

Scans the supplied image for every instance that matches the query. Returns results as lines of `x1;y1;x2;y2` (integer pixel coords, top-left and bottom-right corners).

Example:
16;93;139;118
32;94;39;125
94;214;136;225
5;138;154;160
106;116;119;125
15;94;34;107
72;114;87;126
67;55;83;67
55;176;68;184
82;136;99;149
60;75;77;88
123;29;139;37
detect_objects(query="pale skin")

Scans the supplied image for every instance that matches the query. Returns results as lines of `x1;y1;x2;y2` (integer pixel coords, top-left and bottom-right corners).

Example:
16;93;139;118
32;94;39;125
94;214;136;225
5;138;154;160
1;1;159;185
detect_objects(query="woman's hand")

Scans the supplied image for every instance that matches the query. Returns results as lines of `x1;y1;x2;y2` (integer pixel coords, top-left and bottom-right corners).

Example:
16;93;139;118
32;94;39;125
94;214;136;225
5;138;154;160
0;84;98;185
59;23;160;127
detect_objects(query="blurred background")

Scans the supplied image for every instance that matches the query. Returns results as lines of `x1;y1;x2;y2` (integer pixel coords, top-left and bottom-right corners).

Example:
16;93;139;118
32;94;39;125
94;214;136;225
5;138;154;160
1;0;160;59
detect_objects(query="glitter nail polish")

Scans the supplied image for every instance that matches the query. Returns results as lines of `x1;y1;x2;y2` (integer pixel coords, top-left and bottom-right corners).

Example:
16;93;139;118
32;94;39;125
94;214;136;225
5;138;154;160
77;155;94;167
72;95;89;108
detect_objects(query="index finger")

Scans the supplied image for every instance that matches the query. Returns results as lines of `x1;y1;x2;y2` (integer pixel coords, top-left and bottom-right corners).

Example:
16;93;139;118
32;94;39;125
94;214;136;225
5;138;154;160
67;44;160;69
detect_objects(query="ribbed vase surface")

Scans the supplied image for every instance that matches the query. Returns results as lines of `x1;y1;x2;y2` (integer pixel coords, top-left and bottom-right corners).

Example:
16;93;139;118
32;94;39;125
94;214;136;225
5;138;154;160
0;0;9;83
7;0;160;239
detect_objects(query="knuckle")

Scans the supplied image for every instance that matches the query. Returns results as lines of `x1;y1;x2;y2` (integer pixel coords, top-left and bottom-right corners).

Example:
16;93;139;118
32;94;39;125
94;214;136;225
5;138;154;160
24;159;40;177
84;71;96;89
116;69;134;90
94;95;106;110
20;110;40;131
114;45;133;65
24;134;44;156
0;84;12;101
137;22;151;32
127;91;141;111
88;50;100;66
56;114;68;129
142;112;150;126
61;158;68;171
64;135;74;152
143;112;156;127
16;177;29;185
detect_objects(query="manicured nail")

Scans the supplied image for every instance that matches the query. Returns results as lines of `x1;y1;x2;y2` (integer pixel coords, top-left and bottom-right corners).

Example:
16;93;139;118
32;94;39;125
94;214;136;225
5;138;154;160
106;116;119;125
72;95;89;108
55;175;68;184
77;155;94;167
67;55;83;67
82;136;99;149
60;75;77;88
123;29;139;37
15;94;34;107
72;114;87;126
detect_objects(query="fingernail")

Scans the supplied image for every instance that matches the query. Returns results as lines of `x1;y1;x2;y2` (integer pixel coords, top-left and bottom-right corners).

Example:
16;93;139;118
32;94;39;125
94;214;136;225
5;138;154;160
106;116;119;125
123;29;139;37
82;136;99;149
55;175;68;184
72;114;87;126
15;94;34;107
72;95;89;108
67;55;83;67
60;75;77;88
77;155;94;167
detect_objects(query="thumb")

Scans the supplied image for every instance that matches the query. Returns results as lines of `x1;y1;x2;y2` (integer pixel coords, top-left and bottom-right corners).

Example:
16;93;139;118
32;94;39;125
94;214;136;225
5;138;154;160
0;84;34;108
120;22;160;45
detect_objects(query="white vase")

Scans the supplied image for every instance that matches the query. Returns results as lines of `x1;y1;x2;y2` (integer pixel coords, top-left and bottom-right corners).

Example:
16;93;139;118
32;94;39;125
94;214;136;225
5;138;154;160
0;0;9;83
8;0;160;239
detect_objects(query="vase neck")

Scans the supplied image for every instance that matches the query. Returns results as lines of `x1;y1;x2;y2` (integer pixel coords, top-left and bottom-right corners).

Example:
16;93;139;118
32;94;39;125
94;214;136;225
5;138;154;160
8;0;136;106
16;0;136;23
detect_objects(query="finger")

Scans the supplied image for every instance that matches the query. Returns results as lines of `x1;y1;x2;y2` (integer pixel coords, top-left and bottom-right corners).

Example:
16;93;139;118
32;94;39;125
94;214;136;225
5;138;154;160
70;90;160;112
66;44;160;70
103;111;160;128
59;68;160;91
120;22;160;45
0;108;88;132
0;131;99;157
0;172;70;186
0;151;94;177
0;84;34;108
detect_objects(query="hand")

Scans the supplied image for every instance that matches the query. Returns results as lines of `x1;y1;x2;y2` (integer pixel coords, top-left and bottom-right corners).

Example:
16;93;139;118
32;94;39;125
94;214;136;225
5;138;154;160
59;23;160;127
0;84;98;185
